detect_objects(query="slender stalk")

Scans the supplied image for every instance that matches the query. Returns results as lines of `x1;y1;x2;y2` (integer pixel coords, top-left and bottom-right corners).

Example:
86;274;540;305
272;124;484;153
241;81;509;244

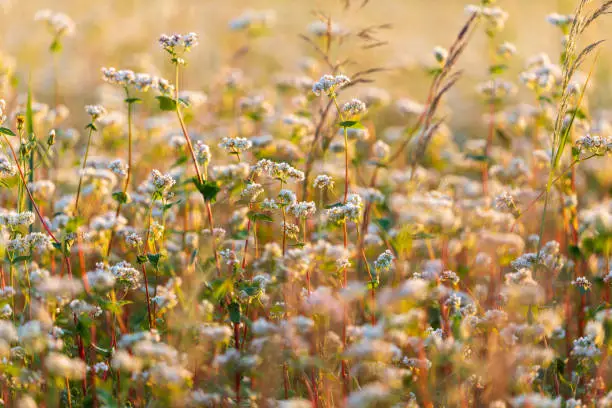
107;89;134;258
73;124;95;215
173;62;221;275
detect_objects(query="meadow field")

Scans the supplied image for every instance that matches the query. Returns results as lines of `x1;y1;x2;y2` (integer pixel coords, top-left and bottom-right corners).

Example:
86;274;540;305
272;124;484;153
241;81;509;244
2;0;612;406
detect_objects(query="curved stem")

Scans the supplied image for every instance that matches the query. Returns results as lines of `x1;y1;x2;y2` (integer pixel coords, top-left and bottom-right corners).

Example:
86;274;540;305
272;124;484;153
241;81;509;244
74;124;95;215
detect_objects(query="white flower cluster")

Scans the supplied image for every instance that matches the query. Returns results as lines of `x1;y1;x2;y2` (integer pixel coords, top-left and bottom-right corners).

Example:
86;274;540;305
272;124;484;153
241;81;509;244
151;169;176;193
575;134;612;156
374;250;394;273
34;9;75;37
312;74;351;96
313;174;334;190
101;67;174;94
85;104;106;119
252;159;305;183
326;193;363;225
219;136;253;154
342;98;367;117
288;201;316;219
158;32;199;54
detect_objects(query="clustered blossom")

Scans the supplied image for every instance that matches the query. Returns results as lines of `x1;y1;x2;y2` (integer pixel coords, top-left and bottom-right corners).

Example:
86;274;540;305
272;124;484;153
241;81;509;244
219;136;253;154
288;201;316;219
101;67;174;94
326;193;363;225
373;250;394;273
312;74;350;96
575;133;612;156
252;159;305;183
313;175;334;190
34;9;75;37
85;104;106;119
158;32;199;54
342;98;367;117
151;169;176;193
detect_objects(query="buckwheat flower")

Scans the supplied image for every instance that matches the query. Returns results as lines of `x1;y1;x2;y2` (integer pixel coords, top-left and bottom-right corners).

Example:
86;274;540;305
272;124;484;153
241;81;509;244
372;140;390;161
313;174;334;190
195;141;211;165
346;383;391;408
261;198;279;210
125;232;143;248
112;349;143;373
151;169;176;193
69;299;102;317
477;79;516;99
572;276;592;292
307;21;347;37
34;9;75;37
45;351;86;380
511;394;561;408
0;155;15;178
189;390;222;406
36;276;83;298
241;183;264;202
278;189;297;206
229;9;276;32
158;32;199;54
0;320;17;343
572;336;601;359
92;362;109;376
575;133;611;156
110;261;141;290
0;304;12;319
497;41;517;58
546;13;575;29
336;258;351;269
359;187;384;204
374;250;394;273
342;98;367;117
108;159;128;178
282;222;300;240
25;232;53;252
219;136;253;154
0;211;35;228
0;98;6;124
85;104;106;120
312;74;350;96
219;248;238;266
288;201;316;219
495;191;519;216
27;180;55;200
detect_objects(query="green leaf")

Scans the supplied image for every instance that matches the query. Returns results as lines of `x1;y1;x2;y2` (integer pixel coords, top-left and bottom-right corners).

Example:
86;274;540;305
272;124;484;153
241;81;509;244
50;38;63;54
0;127;16;137
193;178;221;202
156;95;177;111
466;153;490;163
247;211;273;223
339;120;362;128
136;255;148;264
112;191;130;204
325;202;344;209
85;123;98;131
10;255;32;265
489;64;508;75
228;302;241;324
125;97;142;104
147;253;162;268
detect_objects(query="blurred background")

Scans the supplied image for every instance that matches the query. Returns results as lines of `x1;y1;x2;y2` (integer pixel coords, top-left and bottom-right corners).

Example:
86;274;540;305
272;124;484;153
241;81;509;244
0;0;610;130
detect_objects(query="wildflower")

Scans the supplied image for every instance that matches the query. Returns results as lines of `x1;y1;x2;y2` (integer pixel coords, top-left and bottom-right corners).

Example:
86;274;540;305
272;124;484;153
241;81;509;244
45;352;86;380
278;189;297;206
312;74;350;96
151;169;176;193
313;174;334;190
158;32;199;55
240;183;264;202
374;250;394;273
342;98;367;117
219;136;253;154
85;104;106;120
229;9;276;32
108;159;128;178
572;276;592;292
288;201;316;219
195;141;211;165
34;9;75;37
